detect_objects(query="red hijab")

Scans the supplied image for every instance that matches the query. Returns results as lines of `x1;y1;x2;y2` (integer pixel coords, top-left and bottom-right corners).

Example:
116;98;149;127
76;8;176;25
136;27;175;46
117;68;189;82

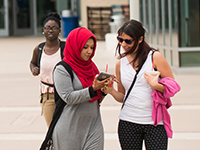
63;27;102;102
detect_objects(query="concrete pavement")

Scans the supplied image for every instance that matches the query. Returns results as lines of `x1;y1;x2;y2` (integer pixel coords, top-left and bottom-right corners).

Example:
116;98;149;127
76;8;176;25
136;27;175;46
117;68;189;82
0;36;200;150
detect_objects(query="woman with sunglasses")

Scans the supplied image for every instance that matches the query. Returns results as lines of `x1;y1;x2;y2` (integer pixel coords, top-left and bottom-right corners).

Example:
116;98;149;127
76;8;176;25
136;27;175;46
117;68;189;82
29;12;65;127
103;20;179;150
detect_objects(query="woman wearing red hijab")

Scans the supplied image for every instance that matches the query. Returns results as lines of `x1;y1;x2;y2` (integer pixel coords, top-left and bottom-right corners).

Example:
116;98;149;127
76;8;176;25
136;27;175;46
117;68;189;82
49;27;109;150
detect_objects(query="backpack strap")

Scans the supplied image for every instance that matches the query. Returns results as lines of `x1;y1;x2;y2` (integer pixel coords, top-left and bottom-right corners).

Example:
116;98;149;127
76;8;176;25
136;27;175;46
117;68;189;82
151;49;158;71
60;41;65;59
121;66;142;109
55;61;73;81
37;42;45;68
39;61;73;150
37;40;66;69
151;49;156;62
53;61;74;103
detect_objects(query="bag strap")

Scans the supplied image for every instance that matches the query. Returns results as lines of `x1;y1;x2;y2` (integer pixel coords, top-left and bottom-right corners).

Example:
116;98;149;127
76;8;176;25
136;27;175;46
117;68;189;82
60;41;65;59
41;61;73;88
121;68;141;109
121;50;156;109
41;81;54;87
56;61;74;81
53;60;74;104
37;40;66;69
40;61;73;150
37;42;45;68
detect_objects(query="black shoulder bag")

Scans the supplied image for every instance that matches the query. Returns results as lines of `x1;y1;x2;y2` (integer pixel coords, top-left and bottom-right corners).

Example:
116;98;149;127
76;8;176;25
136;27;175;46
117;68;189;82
40;61;73;150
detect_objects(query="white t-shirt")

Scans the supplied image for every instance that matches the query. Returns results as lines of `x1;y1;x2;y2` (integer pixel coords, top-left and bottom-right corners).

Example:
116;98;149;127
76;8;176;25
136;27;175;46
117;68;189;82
40;48;61;93
119;51;163;125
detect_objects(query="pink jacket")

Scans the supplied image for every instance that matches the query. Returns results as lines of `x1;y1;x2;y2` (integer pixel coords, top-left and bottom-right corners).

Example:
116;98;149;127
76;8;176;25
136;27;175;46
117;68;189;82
152;77;181;138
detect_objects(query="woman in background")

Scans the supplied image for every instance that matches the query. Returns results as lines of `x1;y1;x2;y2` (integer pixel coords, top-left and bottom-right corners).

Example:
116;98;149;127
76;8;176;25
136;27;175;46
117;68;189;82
29;12;65;127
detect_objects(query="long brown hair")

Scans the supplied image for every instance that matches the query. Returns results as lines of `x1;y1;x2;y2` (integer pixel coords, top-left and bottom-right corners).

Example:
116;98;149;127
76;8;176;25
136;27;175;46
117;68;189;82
116;20;156;70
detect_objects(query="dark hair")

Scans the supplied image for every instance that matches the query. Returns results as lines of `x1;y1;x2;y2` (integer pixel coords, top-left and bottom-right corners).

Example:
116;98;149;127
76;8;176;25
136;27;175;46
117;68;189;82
116;19;155;70
43;12;61;28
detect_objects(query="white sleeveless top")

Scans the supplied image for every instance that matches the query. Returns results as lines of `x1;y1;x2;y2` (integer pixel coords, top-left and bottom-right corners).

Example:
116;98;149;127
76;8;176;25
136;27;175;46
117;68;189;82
119;51;163;125
40;48;62;93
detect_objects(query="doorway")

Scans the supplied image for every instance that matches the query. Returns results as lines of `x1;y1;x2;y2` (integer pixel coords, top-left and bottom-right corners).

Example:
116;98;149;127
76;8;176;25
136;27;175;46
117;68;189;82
0;0;9;36
12;0;34;36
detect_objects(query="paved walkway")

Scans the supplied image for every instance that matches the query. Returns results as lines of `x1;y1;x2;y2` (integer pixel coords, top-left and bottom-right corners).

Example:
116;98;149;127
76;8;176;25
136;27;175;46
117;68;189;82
0;36;199;150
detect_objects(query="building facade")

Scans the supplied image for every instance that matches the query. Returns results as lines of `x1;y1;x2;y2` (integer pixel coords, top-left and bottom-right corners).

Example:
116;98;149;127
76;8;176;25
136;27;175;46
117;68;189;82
0;0;74;36
1;0;199;69
134;0;200;68
0;0;126;37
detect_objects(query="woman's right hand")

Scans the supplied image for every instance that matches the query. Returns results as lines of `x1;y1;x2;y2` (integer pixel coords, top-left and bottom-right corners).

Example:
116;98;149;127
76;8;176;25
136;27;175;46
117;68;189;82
92;76;108;91
32;66;40;76
101;80;113;94
92;74;115;91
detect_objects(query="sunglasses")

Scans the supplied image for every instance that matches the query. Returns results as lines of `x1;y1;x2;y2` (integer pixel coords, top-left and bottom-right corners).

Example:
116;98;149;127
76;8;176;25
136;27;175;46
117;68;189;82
117;36;134;45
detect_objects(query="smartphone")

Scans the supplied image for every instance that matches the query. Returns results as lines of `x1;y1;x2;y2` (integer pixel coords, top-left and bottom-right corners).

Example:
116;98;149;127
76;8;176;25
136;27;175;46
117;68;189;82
97;72;111;81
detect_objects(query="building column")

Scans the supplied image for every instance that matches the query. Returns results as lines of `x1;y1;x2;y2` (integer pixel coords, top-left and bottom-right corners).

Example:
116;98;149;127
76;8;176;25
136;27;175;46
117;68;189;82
129;0;140;21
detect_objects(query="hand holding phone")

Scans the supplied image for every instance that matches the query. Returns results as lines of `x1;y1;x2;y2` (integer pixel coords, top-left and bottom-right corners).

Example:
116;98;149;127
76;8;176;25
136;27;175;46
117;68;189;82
97;72;111;81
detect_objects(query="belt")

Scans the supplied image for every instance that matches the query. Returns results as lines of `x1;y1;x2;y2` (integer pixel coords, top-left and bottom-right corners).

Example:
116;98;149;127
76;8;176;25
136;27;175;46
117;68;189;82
40;81;54;103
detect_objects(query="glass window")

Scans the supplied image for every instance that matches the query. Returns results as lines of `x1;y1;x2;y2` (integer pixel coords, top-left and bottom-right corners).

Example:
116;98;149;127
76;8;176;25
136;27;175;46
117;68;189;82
171;0;178;48
0;0;5;29
152;0;157;45
140;0;150;43
159;0;164;45
16;0;30;29
178;0;200;47
179;51;200;67
165;0;169;46
145;0;150;43
36;0;56;34
139;1;143;22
